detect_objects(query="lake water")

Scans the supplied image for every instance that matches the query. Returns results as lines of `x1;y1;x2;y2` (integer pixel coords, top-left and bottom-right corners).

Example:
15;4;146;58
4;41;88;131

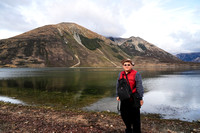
0;67;200;122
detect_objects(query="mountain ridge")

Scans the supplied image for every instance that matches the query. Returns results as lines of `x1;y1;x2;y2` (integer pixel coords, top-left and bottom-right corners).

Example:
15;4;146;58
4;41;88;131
0;22;189;68
108;36;181;63
176;52;200;62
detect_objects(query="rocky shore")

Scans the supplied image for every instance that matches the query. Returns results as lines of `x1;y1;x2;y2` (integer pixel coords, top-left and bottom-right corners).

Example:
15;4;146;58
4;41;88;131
0;102;199;133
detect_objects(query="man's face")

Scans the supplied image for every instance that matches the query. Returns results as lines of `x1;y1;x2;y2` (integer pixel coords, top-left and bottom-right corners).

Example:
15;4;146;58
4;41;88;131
122;62;133;72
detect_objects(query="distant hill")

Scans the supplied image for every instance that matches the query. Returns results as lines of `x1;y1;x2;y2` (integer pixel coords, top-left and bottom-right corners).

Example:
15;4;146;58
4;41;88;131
108;36;181;65
176;52;200;62
0;22;183;67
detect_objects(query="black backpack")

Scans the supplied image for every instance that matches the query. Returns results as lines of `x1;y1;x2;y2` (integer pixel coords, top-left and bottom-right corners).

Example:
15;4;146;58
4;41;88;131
117;74;132;101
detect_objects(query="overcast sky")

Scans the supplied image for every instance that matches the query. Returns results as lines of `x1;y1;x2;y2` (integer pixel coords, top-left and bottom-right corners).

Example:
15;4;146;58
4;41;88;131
0;0;200;54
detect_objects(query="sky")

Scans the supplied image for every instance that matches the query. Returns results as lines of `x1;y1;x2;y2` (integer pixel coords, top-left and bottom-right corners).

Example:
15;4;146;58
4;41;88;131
0;0;200;54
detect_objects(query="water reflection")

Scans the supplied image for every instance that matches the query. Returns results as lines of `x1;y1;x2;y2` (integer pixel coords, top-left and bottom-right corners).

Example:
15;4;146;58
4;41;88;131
0;95;25;104
0;68;119;108
0;68;200;121
84;69;200;122
140;70;200;121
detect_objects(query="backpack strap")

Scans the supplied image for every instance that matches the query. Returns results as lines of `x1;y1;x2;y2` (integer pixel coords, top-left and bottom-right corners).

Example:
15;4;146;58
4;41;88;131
125;73;130;85
125;72;137;93
125;73;132;91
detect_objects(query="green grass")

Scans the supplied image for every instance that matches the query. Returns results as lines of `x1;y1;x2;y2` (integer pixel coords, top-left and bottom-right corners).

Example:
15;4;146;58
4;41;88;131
111;47;118;53
115;54;124;60
79;34;102;50
138;43;147;51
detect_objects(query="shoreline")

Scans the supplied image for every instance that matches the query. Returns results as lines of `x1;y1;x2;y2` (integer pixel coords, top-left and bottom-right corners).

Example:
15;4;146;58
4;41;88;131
0;102;199;132
0;61;200;68
0;65;199;71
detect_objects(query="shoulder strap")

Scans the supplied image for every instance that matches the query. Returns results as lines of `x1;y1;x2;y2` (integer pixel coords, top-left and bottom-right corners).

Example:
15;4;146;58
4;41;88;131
122;74;124;79
125;73;131;88
126;72;137;93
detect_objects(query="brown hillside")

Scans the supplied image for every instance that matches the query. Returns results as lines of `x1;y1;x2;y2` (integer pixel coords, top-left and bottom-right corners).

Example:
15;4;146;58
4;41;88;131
0;22;194;68
0;23;128;67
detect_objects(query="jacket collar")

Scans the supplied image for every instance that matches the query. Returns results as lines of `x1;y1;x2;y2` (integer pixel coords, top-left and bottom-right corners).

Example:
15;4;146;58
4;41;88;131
123;69;133;75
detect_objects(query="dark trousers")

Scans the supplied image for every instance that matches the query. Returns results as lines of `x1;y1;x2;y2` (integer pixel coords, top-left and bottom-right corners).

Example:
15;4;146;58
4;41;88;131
120;99;141;133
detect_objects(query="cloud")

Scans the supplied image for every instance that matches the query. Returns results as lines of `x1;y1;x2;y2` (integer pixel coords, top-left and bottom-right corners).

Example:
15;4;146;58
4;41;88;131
0;0;34;31
3;0;132;37
121;0;200;53
42;0;127;37
0;0;145;38
171;31;200;53
0;0;200;53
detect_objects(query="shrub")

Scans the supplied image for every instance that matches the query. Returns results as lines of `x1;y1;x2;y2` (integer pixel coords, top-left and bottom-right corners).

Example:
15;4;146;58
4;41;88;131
138;43;147;51
79;34;102;50
116;54;124;60
111;47;118;53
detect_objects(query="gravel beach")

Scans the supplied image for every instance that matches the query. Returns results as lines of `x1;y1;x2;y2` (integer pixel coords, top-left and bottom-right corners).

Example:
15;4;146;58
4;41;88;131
0;102;200;133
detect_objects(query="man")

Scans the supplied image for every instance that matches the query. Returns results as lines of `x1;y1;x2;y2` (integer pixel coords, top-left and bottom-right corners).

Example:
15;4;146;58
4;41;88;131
116;59;144;133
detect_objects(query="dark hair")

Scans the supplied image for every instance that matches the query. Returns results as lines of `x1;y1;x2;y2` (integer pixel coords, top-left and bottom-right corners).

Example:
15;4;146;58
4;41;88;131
121;59;134;66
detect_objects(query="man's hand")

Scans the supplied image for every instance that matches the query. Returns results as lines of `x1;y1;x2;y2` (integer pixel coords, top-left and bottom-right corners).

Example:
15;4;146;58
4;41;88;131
116;97;120;101
140;100;144;106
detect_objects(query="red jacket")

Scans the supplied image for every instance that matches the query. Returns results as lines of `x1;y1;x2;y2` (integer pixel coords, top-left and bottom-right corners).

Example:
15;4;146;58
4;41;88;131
119;69;137;93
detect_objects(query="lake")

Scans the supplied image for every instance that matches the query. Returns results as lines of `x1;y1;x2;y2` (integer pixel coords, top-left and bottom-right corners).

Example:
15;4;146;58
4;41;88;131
0;67;200;122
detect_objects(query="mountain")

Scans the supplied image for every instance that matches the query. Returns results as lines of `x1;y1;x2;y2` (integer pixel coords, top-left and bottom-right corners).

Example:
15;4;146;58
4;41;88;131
0;23;129;67
0;22;182;68
176;52;200;62
108;36;181;65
